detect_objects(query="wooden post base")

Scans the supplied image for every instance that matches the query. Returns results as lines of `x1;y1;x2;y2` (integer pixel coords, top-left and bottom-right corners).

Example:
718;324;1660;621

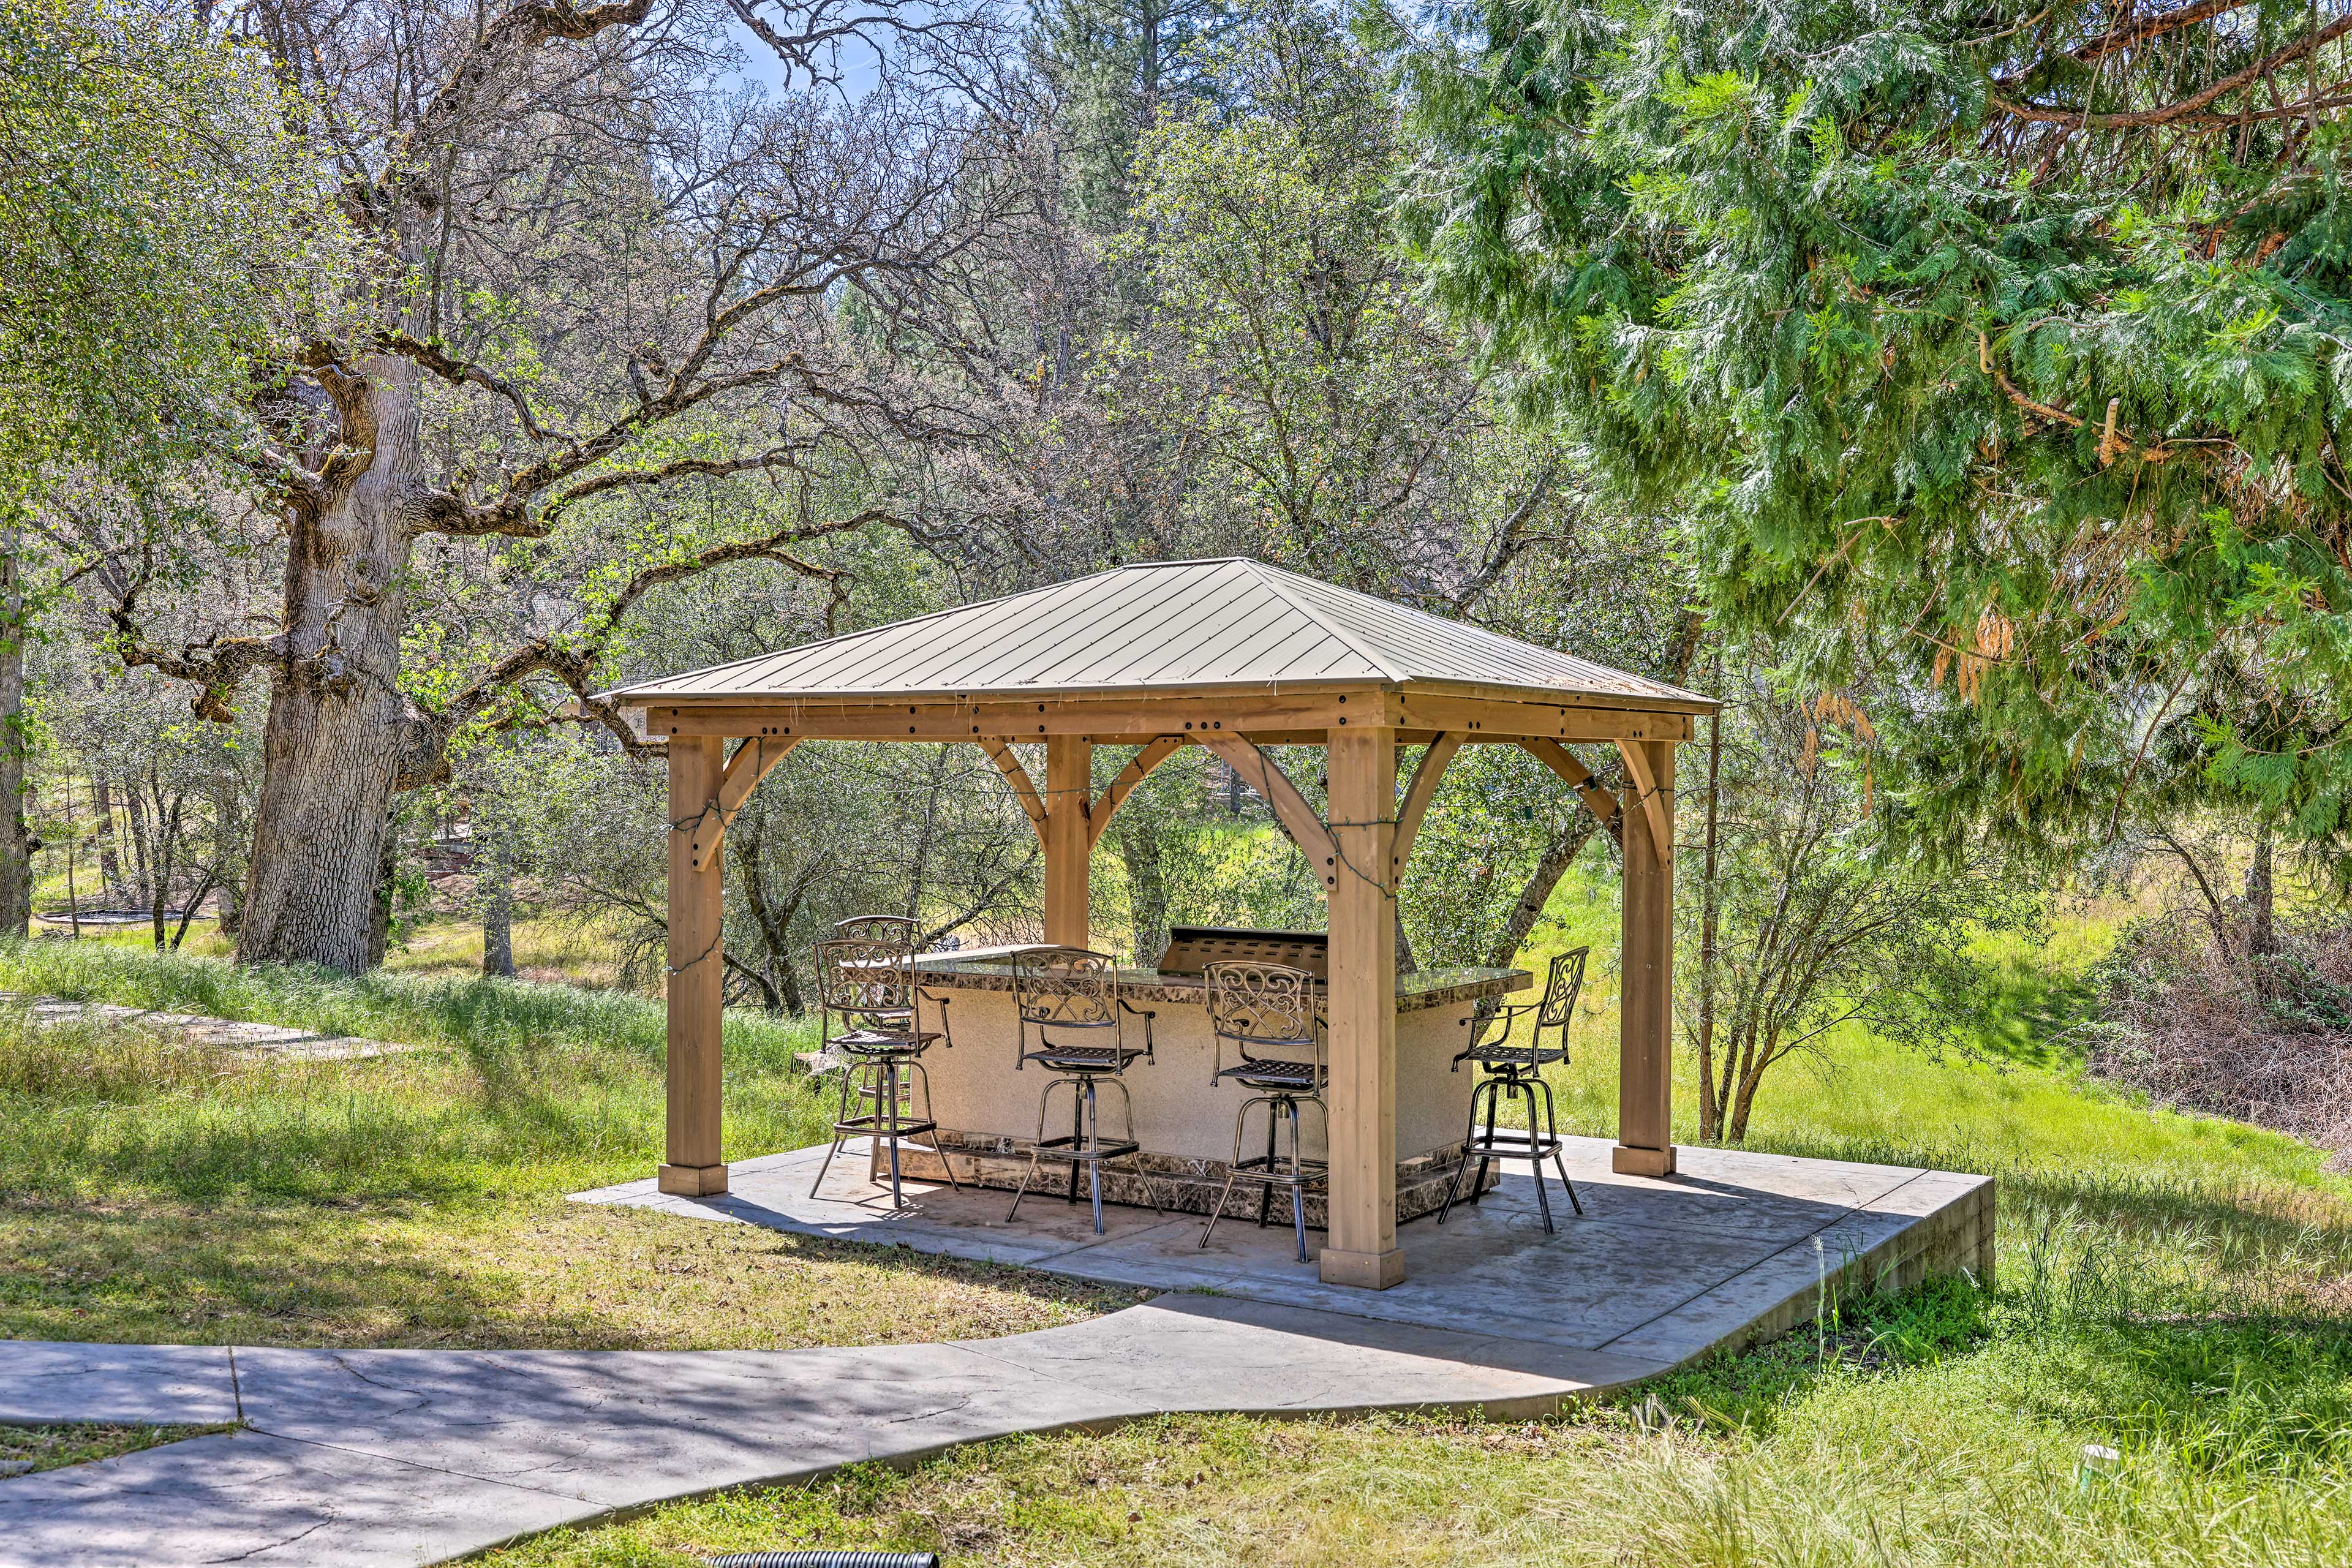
1318;1246;1407;1290
658;1162;729;1197
1611;1144;1678;1178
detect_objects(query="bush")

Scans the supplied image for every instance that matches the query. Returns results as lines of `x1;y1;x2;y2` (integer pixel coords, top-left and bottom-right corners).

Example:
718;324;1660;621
2078;906;2352;1157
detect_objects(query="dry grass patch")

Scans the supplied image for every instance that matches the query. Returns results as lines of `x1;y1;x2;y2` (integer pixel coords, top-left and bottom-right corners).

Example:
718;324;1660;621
0;1196;1131;1350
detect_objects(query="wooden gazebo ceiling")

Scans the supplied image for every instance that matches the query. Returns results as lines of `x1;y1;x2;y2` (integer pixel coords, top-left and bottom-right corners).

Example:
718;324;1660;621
608;558;1713;745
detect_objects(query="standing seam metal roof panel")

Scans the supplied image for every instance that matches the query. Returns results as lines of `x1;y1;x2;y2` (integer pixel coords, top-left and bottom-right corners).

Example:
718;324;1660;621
606;558;1709;707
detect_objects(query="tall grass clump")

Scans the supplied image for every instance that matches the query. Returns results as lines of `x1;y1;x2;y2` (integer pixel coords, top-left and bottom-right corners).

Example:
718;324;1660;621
0;941;828;1207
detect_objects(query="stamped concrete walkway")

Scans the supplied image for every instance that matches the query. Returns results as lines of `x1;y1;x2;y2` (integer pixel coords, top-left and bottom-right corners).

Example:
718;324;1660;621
1;994;409;1061
0;1142;1988;1567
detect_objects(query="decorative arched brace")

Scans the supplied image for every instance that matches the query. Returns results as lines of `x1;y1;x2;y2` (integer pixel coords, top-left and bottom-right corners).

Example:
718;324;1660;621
1197;734;1342;889
689;736;802;872
1519;737;1623;835
1088;736;1187;848
1613;739;1673;870
1390;732;1462;878
979;737;1049;846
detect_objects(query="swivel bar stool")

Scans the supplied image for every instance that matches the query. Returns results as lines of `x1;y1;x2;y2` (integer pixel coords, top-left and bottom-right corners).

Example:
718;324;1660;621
1197;959;1327;1263
1438;946;1588;1231
809;934;960;1210
1006;948;1161;1234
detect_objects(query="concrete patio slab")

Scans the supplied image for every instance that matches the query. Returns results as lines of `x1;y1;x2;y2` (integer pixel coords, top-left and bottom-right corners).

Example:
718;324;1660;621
574;1133;1992;1360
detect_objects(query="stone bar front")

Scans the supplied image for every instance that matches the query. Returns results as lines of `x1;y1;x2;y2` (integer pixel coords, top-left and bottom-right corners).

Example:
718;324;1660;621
876;951;1532;1223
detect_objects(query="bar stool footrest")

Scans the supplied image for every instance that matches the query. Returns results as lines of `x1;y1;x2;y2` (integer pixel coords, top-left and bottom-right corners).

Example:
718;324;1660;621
1460;1130;1563;1161
1030;1134;1140;1164
832;1114;942;1139
1224;1155;1329;1188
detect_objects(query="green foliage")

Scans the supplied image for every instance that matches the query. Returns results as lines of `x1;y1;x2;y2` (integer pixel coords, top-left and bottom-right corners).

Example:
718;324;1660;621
1386;0;2352;873
0;0;344;499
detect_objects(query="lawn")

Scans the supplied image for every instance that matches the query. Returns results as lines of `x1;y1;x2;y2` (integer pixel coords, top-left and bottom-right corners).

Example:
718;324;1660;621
0;941;1132;1349
8;889;2352;1564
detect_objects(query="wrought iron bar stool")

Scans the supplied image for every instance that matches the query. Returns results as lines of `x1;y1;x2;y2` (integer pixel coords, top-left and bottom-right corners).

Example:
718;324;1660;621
809;935;960;1210
1197;959;1327;1263
1006;947;1161;1234
1439;945;1588;1231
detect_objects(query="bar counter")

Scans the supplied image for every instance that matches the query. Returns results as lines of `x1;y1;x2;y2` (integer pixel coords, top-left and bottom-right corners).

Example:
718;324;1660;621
879;950;1532;1221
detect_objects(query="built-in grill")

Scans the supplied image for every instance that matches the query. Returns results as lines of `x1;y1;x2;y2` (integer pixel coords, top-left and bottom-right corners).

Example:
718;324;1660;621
1155;925;1328;980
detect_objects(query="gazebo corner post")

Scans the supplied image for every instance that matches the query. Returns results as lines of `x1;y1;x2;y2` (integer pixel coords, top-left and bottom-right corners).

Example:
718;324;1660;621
659;734;729;1197
1614;736;1678;1178
1321;724;1404;1289
1044;734;1093;949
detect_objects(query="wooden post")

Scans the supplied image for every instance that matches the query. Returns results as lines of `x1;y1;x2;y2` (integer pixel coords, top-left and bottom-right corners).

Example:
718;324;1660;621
1615;737;1677;1177
660;736;728;1196
1321;726;1403;1288
1044;735;1092;949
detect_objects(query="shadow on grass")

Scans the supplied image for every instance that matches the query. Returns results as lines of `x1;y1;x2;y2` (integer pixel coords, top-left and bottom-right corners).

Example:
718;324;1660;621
0;1194;1134;1351
1951;955;2103;1070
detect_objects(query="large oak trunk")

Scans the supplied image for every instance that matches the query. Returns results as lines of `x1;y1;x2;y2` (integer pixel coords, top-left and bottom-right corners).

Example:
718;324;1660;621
237;356;423;971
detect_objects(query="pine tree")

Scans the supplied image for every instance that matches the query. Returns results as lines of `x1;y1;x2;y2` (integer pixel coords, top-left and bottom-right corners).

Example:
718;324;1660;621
1384;1;2352;874
1030;0;1240;228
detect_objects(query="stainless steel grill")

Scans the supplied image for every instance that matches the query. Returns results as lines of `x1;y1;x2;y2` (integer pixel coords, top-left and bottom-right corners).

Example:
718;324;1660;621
1156;925;1327;980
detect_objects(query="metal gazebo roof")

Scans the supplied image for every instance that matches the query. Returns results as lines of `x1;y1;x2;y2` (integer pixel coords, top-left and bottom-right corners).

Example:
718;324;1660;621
607;557;1711;712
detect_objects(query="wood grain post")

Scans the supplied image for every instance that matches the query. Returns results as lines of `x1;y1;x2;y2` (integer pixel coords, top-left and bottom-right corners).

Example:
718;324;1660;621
1044;735;1093;949
1615;737;1678;1177
1321;725;1404;1288
660;735;728;1197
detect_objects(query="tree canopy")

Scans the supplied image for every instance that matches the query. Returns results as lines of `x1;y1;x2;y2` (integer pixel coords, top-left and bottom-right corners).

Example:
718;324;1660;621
1387;0;2352;872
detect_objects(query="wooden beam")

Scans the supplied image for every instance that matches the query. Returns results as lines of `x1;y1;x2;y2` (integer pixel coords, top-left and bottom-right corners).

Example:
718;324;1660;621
641;696;1354;741
1321;726;1403;1289
660;736;728;1197
688;736;801;872
1197;734;1341;889
1044;735;1092;949
1390;732;1461;878
980;738;1048;845
1520;737;1621;831
1615;739;1673;872
1393;694;1694;743
1615;737;1676;1178
1088;736;1188;849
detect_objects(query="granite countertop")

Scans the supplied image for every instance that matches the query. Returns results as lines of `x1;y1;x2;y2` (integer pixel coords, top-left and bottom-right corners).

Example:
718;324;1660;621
909;951;1529;1013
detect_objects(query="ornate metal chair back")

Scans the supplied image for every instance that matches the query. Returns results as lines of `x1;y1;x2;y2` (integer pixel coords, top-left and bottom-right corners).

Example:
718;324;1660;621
834;914;919;952
813;937;916;1022
1536;946;1589;1035
1205;960;1317;1057
1012;948;1119;1033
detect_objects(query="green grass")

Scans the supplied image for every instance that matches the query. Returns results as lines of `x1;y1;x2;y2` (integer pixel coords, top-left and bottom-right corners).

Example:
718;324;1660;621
0;1420;233;1476
0;940;1131;1349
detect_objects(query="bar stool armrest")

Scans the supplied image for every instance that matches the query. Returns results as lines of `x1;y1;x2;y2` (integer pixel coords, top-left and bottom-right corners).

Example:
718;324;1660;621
1455;1001;1536;1066
1119;997;1156;1062
919;987;952;1050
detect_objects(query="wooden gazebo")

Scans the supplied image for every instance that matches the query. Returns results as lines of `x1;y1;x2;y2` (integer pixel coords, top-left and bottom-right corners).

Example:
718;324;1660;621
606;558;1714;1289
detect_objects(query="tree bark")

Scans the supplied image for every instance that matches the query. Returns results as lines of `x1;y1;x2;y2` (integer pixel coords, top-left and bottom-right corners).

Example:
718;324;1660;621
1110;809;1169;963
2247;816;2277;957
0;511;28;940
91;774;122;903
1479;814;1604;971
480;858;515;977
238;356;426;971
